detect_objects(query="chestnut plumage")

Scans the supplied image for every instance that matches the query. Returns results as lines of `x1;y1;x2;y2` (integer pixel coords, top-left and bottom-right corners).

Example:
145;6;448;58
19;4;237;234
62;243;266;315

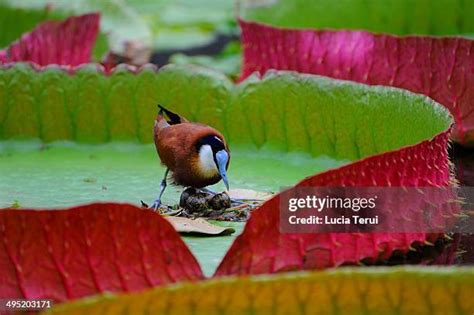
149;105;230;209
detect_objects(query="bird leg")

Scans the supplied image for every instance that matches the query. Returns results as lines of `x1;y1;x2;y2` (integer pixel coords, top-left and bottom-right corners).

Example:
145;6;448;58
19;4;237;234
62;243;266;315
150;168;169;210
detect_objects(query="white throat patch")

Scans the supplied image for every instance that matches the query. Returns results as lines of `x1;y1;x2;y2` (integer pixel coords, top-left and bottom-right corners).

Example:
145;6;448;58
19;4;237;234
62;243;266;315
198;144;218;177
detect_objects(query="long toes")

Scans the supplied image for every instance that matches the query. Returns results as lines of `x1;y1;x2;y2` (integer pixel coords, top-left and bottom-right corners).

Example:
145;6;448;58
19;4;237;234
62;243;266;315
149;200;161;211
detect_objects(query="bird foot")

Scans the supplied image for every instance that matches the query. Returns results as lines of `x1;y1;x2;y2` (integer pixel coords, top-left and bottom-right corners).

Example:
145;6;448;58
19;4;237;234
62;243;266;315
141;199;162;212
150;199;162;210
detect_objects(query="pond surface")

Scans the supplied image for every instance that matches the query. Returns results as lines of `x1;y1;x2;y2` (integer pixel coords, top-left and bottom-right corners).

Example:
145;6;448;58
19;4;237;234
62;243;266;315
0;140;346;275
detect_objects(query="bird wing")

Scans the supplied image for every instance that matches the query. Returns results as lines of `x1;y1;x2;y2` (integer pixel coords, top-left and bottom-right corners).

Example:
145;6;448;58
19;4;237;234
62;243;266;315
154;122;227;170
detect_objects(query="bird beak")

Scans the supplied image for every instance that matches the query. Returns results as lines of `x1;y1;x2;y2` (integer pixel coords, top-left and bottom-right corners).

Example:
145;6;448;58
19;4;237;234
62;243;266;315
215;150;229;191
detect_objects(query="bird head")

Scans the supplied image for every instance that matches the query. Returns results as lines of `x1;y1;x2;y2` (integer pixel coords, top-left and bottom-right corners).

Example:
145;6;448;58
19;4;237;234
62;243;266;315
196;135;230;190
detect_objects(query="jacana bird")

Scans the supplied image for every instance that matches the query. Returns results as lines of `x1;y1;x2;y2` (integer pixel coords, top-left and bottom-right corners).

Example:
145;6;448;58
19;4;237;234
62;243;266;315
148;104;230;209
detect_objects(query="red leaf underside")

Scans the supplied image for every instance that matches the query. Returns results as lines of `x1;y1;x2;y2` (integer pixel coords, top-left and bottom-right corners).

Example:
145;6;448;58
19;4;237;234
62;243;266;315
215;131;452;276
0;13;100;66
0;203;203;302
239;20;474;145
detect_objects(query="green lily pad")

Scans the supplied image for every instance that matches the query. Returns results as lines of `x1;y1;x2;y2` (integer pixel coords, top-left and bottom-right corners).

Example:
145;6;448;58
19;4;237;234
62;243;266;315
45;267;474;315
0;62;450;154
241;0;474;36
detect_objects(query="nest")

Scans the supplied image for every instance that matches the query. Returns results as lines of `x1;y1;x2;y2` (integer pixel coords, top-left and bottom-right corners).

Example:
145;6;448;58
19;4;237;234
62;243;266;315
156;188;264;222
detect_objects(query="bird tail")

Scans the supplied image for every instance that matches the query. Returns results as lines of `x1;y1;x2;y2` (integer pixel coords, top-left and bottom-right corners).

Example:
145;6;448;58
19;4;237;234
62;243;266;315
157;104;187;125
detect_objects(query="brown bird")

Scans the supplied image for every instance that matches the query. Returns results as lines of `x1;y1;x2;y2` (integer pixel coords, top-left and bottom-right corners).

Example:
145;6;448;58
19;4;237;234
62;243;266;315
148;105;230;209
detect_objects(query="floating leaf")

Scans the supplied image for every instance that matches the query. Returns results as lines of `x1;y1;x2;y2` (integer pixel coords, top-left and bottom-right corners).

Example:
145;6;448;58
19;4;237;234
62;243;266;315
45;267;474;315
0;203;203;302
239;20;474;144
0;13;100;66
166;217;235;236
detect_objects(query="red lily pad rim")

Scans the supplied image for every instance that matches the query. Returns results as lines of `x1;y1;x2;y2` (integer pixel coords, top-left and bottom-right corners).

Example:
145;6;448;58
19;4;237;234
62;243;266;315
300;129;452;188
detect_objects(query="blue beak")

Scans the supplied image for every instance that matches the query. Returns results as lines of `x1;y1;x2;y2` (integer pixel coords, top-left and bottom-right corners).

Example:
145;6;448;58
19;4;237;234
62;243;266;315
215;150;229;191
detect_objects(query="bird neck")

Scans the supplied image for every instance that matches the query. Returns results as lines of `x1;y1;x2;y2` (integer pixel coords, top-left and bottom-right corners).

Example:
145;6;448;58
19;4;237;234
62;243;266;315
197;144;219;177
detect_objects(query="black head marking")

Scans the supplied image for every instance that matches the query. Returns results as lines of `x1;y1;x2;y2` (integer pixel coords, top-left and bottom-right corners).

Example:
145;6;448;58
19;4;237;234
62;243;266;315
196;135;225;154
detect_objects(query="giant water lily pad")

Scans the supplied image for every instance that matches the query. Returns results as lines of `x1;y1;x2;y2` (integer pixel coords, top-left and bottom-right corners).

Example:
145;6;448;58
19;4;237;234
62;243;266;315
0;204;203;302
238;0;474;145
46;267;474;315
0;63;451;148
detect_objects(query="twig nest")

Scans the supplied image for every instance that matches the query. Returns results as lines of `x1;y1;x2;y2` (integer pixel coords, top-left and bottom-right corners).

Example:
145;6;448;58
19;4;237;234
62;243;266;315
179;188;231;213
